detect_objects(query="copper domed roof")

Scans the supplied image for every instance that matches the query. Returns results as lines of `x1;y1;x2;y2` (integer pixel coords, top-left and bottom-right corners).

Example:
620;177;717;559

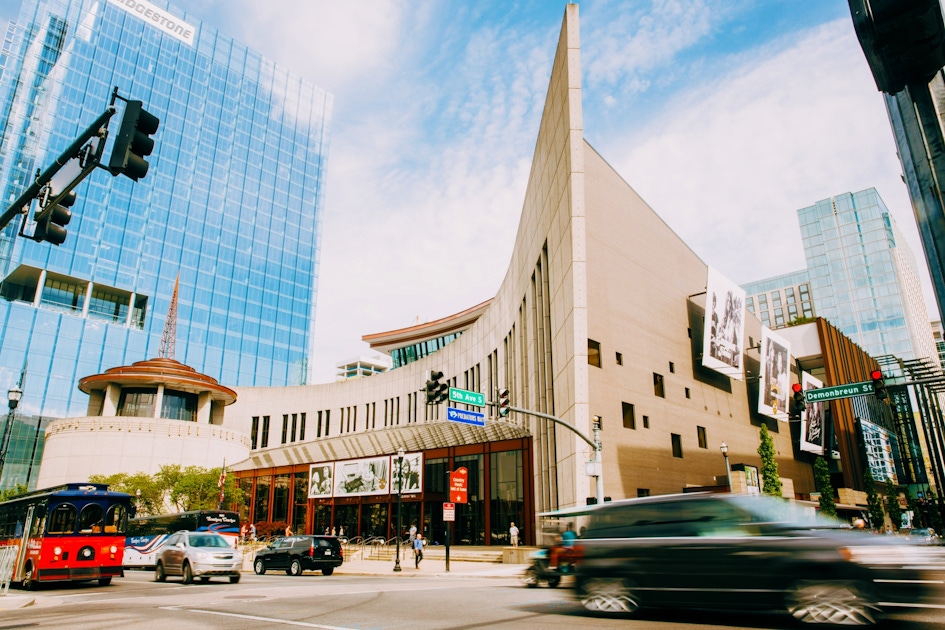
78;357;237;405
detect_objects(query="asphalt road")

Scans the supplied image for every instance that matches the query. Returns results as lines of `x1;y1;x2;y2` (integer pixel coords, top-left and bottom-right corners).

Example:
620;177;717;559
6;570;945;629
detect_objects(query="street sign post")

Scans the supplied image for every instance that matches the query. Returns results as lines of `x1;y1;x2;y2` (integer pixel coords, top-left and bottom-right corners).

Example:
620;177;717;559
804;381;874;403
448;387;485;407
446;406;485;426
443;502;456;521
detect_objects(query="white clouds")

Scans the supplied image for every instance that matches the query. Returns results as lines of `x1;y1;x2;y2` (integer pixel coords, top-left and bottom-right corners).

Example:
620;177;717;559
599;19;917;289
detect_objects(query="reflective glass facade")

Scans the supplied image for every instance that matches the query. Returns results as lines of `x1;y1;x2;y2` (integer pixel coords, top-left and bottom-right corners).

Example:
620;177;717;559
0;0;332;433
797;189;927;360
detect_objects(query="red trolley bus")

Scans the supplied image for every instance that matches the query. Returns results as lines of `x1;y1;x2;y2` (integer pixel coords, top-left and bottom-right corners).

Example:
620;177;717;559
0;483;131;589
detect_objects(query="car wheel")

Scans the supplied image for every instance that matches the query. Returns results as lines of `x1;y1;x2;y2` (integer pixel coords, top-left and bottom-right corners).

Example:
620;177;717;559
289;559;302;576
254;558;266;575
522;566;539;588
21;564;36;591
230;574;241;584
786;580;879;626
546;576;561;588
98;577;112;586
578;577;641;615
322;567;334;576
182;562;193;585
155;562;166;582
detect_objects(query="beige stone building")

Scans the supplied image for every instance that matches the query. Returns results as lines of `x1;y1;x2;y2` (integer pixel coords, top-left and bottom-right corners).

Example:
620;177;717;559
225;5;814;545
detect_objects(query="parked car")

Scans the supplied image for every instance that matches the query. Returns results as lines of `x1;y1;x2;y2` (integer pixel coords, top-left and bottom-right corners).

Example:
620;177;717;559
253;535;344;576
909;527;940;545
569;493;945;626
154;530;242;584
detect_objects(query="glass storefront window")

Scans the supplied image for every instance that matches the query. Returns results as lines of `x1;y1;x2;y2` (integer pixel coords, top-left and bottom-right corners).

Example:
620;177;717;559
272;474;290;523
254;476;270;525
161;389;197;421
293;473;307;534
117;388;156;417
490;450;523;545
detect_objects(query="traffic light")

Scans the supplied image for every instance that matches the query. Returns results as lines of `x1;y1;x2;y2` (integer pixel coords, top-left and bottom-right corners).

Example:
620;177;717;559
497;388;510;417
109;100;159;181
32;190;75;245
790;382;806;421
871;369;887;401
425;371;448;404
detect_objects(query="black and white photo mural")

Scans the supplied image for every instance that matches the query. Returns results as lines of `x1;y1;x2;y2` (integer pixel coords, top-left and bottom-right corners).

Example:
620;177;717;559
758;327;790;420
702;267;746;379
391;452;423;494
334;457;390;496
308;463;335;498
800;372;825;455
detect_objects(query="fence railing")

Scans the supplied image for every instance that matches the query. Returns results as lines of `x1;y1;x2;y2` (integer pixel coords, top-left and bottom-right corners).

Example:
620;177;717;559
0;545;19;595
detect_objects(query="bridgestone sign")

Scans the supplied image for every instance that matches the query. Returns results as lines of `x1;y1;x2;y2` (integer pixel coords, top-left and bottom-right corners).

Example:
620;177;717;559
108;0;196;46
804;381;874;403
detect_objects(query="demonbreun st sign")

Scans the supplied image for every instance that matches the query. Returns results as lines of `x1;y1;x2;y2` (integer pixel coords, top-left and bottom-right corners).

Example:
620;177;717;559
804;381;874;403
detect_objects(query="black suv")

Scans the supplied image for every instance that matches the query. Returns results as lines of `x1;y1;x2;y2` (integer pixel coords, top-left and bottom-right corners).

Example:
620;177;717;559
253;535;343;576
570;493;945;626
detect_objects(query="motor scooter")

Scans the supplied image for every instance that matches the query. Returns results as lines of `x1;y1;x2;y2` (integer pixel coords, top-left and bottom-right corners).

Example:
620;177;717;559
521;544;576;588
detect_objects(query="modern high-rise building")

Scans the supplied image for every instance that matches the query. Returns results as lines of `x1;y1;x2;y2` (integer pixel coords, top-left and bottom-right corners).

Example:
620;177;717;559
744;189;937;366
0;0;331;488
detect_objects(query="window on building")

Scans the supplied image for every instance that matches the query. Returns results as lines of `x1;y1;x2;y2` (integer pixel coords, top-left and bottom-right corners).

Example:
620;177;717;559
746;297;754;313
637;488;650;497
772;292;782;306
291;414;298;442
758;295;768;307
616;352;623;366
117;388;156;417
622;402;635;429
281;415;288;444
643;415;649;428
672;433;683;458
261;416;270;448
761;311;771;325
685;387;691;399
697;426;707;449
299;413;306;441
588;339;602;368
653;373;665;397
799;284;810;298
786;288;796;304
161;389;197;422
669;361;675;373
251;417;259;449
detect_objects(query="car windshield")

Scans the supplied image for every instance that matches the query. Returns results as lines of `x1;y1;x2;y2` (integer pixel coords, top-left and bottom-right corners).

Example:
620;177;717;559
189;534;230;548
726;495;846;528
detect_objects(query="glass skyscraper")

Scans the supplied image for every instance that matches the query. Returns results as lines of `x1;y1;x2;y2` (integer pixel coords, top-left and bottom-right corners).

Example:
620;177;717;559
744;188;936;365
0;0;331;486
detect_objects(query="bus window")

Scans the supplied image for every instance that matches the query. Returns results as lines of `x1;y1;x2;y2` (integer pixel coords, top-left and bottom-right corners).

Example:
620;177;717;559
104;504;128;533
29;506;46;537
79;504;105;533
48;504;78;534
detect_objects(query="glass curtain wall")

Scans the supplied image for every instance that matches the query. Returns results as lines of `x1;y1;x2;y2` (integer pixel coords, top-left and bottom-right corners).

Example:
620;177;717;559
490;450;523;545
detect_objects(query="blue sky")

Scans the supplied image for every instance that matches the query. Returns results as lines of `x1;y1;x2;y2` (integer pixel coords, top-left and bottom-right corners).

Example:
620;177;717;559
1;1;926;384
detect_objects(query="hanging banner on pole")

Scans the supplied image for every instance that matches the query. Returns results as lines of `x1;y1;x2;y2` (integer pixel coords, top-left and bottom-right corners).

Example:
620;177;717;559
450;467;468;503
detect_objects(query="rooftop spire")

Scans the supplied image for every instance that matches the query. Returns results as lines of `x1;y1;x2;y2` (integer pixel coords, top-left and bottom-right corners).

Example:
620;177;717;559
158;273;179;359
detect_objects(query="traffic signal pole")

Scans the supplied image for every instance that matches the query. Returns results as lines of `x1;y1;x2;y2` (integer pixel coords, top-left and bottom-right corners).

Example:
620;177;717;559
495;403;604;505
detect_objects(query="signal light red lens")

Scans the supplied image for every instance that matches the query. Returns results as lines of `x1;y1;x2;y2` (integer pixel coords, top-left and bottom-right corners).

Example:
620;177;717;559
792;383;803;394
871;370;883;380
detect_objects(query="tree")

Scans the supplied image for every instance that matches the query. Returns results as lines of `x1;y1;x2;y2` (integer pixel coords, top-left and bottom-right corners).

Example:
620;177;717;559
757;424;782;496
0;483;28;502
885;478;903;531
813;457;836;517
863;469;885;532
88;471;166;516
89;464;243;514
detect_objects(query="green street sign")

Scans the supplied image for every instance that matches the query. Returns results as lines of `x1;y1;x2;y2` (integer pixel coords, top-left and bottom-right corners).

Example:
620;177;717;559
448;387;485;407
804;381;874;403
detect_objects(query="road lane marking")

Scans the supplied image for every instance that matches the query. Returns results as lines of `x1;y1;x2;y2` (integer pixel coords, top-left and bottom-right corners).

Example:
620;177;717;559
161;607;355;628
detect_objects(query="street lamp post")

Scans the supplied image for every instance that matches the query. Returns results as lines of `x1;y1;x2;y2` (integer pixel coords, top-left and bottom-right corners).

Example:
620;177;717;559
0;385;23;483
393;448;405;573
720;442;732;493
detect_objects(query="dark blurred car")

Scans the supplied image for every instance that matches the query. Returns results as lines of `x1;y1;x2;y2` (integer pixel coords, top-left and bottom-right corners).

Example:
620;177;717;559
909;527;940;545
569;493;945;626
253;535;343;576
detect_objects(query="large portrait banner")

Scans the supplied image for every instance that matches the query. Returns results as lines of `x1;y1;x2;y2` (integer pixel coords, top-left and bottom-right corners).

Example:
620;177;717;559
308;463;335;498
758;327;791;421
702;267;746;380
800;372;825;455
334;456;391;496
391;452;423;494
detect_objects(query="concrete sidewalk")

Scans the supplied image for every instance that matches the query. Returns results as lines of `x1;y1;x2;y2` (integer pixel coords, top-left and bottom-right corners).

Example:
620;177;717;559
336;555;527;579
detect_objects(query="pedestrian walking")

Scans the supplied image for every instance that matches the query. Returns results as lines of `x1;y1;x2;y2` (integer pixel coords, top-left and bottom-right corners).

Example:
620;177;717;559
413;533;424;568
249;522;256;543
408;522;417;546
509;522;519;547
